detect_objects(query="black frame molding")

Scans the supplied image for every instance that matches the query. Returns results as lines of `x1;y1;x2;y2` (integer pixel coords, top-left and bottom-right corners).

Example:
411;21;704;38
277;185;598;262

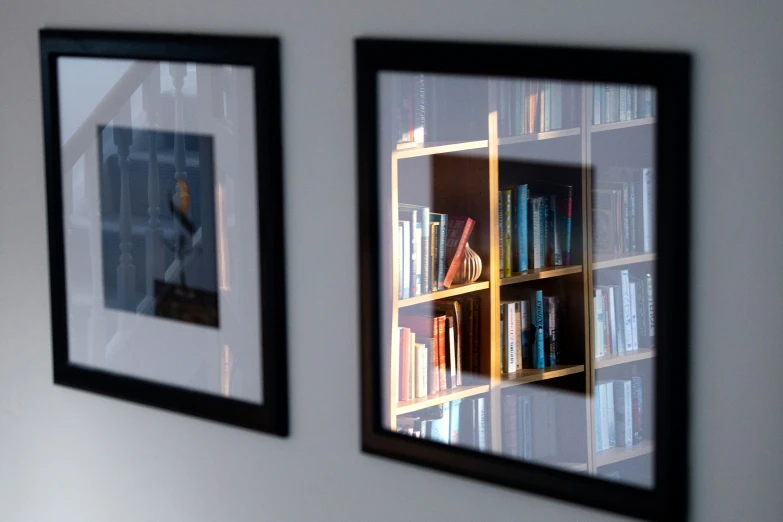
356;37;690;521
40;29;288;436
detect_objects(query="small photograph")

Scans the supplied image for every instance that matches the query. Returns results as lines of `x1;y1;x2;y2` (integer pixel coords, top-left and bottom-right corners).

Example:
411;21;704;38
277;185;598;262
98;125;219;328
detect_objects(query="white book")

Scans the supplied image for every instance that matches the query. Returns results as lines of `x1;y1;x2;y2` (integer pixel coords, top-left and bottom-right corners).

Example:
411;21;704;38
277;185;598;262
642;168;654;252
594;294;605;358
599;384;610;451
630;282;639;351
415;344;428;398
605;286;618;356
407;332;415;400
519;301;529;370
504;301;517;372
413;224;422;295
477;397;487;451
646;273;655;339
514;302;523;371
614;380;633;447
605;381;616;448
620;269;633;352
448;323;457;385
551;82;562;130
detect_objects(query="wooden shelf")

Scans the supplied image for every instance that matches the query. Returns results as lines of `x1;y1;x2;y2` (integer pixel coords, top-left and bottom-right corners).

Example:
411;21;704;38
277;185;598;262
499;364;585;389
542;460;589;472
497;127;580;146
396;384;491;415
394;139;488;159
590;117;655;133
595;348;655;369
592;252;655;270
398;281;489;308
499;265;582;286
595;440;654;467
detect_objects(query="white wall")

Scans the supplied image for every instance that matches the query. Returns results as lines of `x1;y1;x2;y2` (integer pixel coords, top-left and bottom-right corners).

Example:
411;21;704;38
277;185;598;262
1;1;782;521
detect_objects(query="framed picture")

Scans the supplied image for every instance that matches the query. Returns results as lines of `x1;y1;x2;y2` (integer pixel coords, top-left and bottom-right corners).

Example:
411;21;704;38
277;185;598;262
356;38;690;520
40;29;288;435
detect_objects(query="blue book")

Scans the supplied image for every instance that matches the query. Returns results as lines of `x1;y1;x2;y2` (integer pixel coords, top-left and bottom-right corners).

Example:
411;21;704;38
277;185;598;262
516;185;528;272
595;386;603;451
539;198;548;267
449;399;462;445
430;213;448;290
530;290;545;369
430;402;450;444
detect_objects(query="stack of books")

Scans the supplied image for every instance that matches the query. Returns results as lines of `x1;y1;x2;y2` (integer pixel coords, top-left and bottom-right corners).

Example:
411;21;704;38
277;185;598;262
397;397;489;451
500;290;559;372
496;79;582;137
593;269;655;358
594;374;644;452
592;168;655;256
498;183;573;278
592;85;655;125
396;296;481;402
501;390;559;460
398;203;476;298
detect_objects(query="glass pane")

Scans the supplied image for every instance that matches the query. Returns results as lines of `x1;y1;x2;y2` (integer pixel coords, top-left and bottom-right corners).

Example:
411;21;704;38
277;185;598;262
376;72;656;488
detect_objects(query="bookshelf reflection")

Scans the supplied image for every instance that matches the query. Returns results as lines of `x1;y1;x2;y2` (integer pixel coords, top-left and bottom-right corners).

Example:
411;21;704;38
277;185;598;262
379;72;656;487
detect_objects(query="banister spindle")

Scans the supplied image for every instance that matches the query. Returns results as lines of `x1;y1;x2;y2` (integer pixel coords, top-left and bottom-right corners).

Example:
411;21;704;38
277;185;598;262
115;103;135;310
142;65;163;302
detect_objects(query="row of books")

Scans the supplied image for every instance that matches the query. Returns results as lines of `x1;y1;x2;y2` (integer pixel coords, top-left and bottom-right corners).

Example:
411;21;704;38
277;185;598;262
501;391;559;460
498;183;573;277
592;85;656;125
593;269;655;358
497;80;582;137
398;203;475;299
500;291;560;372
594;376;644;452
592;168;655;256
391;73;488;147
397;397;489;451
396;297;481;401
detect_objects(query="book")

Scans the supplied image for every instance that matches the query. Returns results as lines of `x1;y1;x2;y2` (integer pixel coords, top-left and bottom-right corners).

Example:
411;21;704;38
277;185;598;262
397;224;403;299
632;372;643;443
498;192;504;278
596;269;634;353
594;385;603;451
539;196;549;267
547;195;561;266
430;222;438;291
437;315;447;390
399;220;410;299
599;383;610;451
520;300;531;369
544;296;558;366
631;275;651;348
407;332;415;401
398;208;418;296
594;290;605;358
592;188;620;255
502;393;518;457
597;286;617;356
558;184;573;265
501;301;517;373
477;397;487;451
450;398;462;445
514;300;523;371
530;290;545;369
529;197;542;269
503;189;513;278
630;282;639;351
435;300;463;386
415;343;428;398
646;273;655;343
443;216;476;288
430;402;451;444
642;168;654;252
604;381;616;448
399;314;442;393
400;204;431;294
613;380;633;447
515;184;529;272
398;327;409;401
520;394;533;459
593;84;601;125
422;337;438;396
551;82;562;130
446;316;457;388
430;213;448;290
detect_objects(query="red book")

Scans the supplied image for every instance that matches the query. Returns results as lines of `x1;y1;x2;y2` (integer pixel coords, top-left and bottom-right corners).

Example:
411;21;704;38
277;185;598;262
399;314;440;394
399;327;410;401
443;216;476;288
437;315;447;391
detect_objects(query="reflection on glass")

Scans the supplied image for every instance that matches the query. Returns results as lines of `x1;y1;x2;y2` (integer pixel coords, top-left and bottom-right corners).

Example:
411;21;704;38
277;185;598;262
379;72;656;488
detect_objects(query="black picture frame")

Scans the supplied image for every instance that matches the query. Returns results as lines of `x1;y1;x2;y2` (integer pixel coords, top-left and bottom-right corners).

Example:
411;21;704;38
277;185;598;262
40;29;288;436
356;37;690;521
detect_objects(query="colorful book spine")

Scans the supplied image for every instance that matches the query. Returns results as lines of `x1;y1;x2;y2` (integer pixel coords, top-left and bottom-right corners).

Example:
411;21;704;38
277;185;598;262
477;397;487;451
559;185;573;265
630;282;639;351
514;302;523;371
549;194;561;266
520;300;530;369
544;296;558;366
529;197;541;269
430;213;448;290
506;302;517;372
532;290;544;369
516;185;529;272
503;189;512;277
614;380;633;447
443;216;475;288
605;381;616;448
632;374;643;443
646;273;655;341
415;343;428;398
498;192;504;278
643;168;654;252
437;315;447;391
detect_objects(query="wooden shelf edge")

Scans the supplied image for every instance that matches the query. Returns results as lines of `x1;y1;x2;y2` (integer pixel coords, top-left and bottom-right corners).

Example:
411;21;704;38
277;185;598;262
595;440;654;467
393;139;489;159
398;281;489;308
592;252;655;270
497;127;580;146
499;364;585;389
499;265;583;286
594;348;655;369
590;117;655;133
395;384;491;415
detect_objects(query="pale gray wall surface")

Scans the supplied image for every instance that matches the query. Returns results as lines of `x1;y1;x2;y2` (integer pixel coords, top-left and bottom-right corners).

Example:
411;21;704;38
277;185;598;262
1;1;782;521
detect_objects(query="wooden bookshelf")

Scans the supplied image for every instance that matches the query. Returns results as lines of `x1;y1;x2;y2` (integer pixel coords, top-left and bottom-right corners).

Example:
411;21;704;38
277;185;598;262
594;348;655;369
385;79;656;484
499;364;585;389
499;265;582;286
592;252;655;270
595;440;654;467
